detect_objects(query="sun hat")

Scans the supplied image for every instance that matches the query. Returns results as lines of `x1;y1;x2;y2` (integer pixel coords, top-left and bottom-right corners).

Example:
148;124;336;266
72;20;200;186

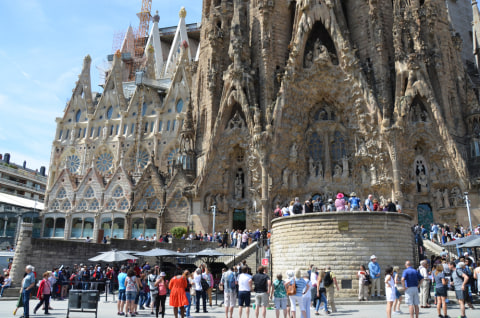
336;193;344;199
350;192;356;197
370;255;377;260
160;272;166;277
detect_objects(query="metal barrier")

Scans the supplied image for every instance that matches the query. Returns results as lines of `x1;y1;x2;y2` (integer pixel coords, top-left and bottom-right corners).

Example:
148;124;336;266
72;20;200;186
67;290;99;318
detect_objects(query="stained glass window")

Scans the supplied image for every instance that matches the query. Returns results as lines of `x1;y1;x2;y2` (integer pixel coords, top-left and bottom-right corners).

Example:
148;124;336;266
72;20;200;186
168;200;177;208
106;200;116;210
57;188;67;199
107;106;113;120
113;186;124;198
96;152;113;173
178;199;188;208
309;132;323;161
119;198;129;211
150;198;161;210
137;198;148;210
66;155;80;173
145;185;155;197
51;200;60;210
85;186;95;198
78;200;88;210
75;109;82;122
90;199;99;211
331;131;346;161
176;99;184;113
167;148;180;166
61;200;71;211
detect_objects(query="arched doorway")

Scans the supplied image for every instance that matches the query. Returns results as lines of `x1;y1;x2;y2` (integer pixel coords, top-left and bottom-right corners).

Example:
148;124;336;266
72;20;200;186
417;203;433;229
233;209;246;231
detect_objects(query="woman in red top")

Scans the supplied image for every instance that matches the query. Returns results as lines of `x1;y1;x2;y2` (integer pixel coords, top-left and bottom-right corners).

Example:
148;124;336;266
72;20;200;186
168;270;189;318
34;272;52;314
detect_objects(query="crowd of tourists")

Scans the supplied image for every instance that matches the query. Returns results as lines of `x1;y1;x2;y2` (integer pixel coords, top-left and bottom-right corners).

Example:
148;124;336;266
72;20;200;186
414;223;480;244
273;193;401;217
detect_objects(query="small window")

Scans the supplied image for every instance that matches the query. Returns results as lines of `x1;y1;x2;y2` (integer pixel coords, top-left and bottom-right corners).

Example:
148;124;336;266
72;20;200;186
158;121;163;131
78;200;88;210
65;129;70;139
167;120;171;131
142;103;148;116
61;200;72;211
144;122;149;133
83;128;86;137
57;188;67;199
110;125;114;136
137;198;148;210
150;198;161;210
131;124;135;134
84;186;95;198
90;127;94;137
97;127;101;137
51;200;60;210
150;122;154;132
77;128;82;138
58;130;63;139
176;99;184;113
106;200;116;210
116;125;119;135
172;120;176;131
123;124;127;134
119;198;129;210
90;199;99;210
145;185;155;197
113;186;124;198
75;110;82;122
168;109;172;113
107;106;113;119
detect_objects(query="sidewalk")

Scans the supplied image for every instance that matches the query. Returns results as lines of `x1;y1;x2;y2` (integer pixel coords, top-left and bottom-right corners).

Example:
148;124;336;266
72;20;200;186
0;294;475;318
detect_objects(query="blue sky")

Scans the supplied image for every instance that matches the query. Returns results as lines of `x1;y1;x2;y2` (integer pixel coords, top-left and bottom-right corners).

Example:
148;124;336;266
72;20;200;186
0;0;201;172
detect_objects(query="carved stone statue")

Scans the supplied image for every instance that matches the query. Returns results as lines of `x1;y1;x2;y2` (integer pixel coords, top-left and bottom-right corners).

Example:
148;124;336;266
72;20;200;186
342;157;349;178
317;160;323;179
443;189;450;208
451;187;462;206
370;164;377;185
415;159;428;193
282;168;290;188
291;171;298;188
309;158;316;177
333;164;342;178
290;143;298;161
434;188;443;208
235;176;243;199
304;50;313;68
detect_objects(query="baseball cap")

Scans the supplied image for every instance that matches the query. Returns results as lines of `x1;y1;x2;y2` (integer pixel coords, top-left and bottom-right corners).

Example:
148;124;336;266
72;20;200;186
370;255;377;260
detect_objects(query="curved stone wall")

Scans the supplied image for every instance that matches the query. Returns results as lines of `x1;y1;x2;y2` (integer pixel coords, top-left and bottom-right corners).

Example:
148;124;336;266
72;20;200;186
271;212;414;298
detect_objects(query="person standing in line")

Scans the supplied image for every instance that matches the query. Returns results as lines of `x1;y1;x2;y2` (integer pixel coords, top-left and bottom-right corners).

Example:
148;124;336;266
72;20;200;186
183;270;192;318
450;261;469;318
324;266;339;313
204;266;214;307
155;272;168;318
169;270;189;318
418;260;431;308
357;265;369;301
21;265;36;318
302;271;313;318
432;264;448;318
368;255;381;298
148;267;159;315
238;266;253;318
401;261;423;318
288;269;308;318
316;269;329;315
117;266;128;316
125;269;140;317
252;265;271;318
193;268;207;313
33;272;52;315
365;194;374;212
220;266;237;318
392;266;403;314
385;267;395;318
270;273;287;318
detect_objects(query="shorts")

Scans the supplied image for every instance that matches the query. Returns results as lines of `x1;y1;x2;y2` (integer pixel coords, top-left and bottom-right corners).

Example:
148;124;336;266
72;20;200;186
224;292;237;307
255;292;269;307
118;289;126;301
395;288;401;299
274;297;288;310
126;291;136;301
238;291;251;307
404;287;419;305
455;290;464;300
436;287;447;297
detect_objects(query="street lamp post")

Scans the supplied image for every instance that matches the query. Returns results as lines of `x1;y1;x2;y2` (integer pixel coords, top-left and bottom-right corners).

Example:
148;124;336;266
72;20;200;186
464;192;473;233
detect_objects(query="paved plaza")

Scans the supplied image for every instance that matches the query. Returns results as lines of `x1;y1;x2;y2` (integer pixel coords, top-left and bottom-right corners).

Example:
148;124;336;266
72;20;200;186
0;294;475;318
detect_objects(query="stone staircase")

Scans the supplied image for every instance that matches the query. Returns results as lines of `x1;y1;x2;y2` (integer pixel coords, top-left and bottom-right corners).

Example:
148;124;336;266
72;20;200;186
423;239;444;259
215;241;258;269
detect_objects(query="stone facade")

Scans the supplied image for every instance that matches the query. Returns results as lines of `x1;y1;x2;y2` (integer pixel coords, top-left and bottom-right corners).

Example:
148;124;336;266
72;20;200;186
271;212;414;297
43;1;480;240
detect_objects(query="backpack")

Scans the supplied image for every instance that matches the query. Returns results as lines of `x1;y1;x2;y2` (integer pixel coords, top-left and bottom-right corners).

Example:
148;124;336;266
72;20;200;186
227;273;236;290
293;203;302;214
201;277;210;291
324;272;333;287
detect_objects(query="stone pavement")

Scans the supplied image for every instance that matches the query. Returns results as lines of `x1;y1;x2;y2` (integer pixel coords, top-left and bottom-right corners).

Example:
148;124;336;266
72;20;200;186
0;294;475;318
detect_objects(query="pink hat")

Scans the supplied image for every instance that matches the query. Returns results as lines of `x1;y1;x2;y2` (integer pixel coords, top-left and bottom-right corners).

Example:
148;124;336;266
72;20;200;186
336;193;344;199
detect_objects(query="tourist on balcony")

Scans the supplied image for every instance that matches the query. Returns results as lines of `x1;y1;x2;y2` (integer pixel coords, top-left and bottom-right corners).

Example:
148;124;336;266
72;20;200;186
365;194;374;212
334;193;345;211
348;192;361;211
386;199;397;212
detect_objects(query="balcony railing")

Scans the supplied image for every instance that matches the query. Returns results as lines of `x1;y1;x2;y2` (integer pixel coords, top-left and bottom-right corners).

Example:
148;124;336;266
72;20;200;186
0;163;47;183
0;178;45;194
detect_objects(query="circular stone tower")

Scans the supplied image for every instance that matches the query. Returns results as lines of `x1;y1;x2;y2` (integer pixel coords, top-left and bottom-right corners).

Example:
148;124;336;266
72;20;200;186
271;212;414;298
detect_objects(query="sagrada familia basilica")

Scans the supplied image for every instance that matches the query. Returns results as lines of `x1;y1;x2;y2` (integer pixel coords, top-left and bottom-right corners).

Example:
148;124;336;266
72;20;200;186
42;0;480;240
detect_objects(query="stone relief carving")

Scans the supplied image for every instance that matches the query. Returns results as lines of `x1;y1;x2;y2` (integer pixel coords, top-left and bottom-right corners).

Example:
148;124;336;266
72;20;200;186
282;168;290;188
290;143;298;161
443;188;450;208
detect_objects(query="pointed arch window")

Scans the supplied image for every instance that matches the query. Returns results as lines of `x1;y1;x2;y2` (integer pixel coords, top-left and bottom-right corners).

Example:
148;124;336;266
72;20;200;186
113;186;124;198
150;198;161;210
90;199;99;211
176;99;184;113
119;198;129;211
78;200;88;210
308;132;323;161
75;110;82;123
107;106;113;120
137;198;148;210
106;199;116;210
168;200;177;208
142;103;148;116
61;200;72;211
51;200;60;211
85;186;95;198
178;199;188;208
145;185;155;198
331;131;346;161
57;188;67;199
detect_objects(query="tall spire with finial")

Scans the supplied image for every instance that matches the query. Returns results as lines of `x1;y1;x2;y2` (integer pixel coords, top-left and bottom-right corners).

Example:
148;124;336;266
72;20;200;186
144;10;164;79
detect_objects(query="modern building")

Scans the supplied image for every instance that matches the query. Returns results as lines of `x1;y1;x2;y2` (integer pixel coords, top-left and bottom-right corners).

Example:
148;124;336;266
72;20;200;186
0;153;46;246
43;1;480;242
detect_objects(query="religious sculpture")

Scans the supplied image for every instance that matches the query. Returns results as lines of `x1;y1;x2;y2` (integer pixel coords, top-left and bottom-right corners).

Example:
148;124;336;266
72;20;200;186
309;158;316;177
290;143;298;161
434;188;443;208
235;170;244;199
333;164;342;178
443;189;450;208
282;168;290;188
291;171;298;188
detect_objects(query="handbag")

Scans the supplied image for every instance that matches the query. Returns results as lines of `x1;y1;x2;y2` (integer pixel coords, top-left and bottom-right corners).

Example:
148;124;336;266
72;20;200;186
286;280;296;296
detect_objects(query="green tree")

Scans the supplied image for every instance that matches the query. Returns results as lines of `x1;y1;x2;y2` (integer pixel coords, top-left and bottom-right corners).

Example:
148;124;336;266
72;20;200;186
171;226;187;238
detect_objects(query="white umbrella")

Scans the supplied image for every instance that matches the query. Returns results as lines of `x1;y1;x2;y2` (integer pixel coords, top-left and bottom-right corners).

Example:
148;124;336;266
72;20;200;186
88;250;138;262
135;248;179;257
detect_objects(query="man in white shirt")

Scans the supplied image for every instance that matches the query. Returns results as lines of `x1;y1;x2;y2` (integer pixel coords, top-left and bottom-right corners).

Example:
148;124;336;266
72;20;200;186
194;268;208;313
418;260;430;308
238;266;253;318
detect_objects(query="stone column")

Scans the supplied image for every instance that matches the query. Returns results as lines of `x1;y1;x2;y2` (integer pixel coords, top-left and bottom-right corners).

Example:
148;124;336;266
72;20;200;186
386;130;403;205
92;212;100;242
64;212;72;239
10;223;33;285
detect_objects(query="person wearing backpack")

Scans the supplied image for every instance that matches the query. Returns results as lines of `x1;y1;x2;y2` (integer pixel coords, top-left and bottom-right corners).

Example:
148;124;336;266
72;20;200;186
292;197;303;215
324;266;339;313
220;266;237;318
193;268;208;313
148;267;159;315
270;273;287;318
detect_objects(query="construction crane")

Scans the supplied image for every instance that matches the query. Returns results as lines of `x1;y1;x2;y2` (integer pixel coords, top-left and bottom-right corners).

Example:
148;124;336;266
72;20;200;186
135;0;152;58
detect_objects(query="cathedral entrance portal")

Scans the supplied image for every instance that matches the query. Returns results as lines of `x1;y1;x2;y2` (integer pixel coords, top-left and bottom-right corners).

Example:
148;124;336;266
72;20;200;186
233;209;246;231
417;203;433;230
